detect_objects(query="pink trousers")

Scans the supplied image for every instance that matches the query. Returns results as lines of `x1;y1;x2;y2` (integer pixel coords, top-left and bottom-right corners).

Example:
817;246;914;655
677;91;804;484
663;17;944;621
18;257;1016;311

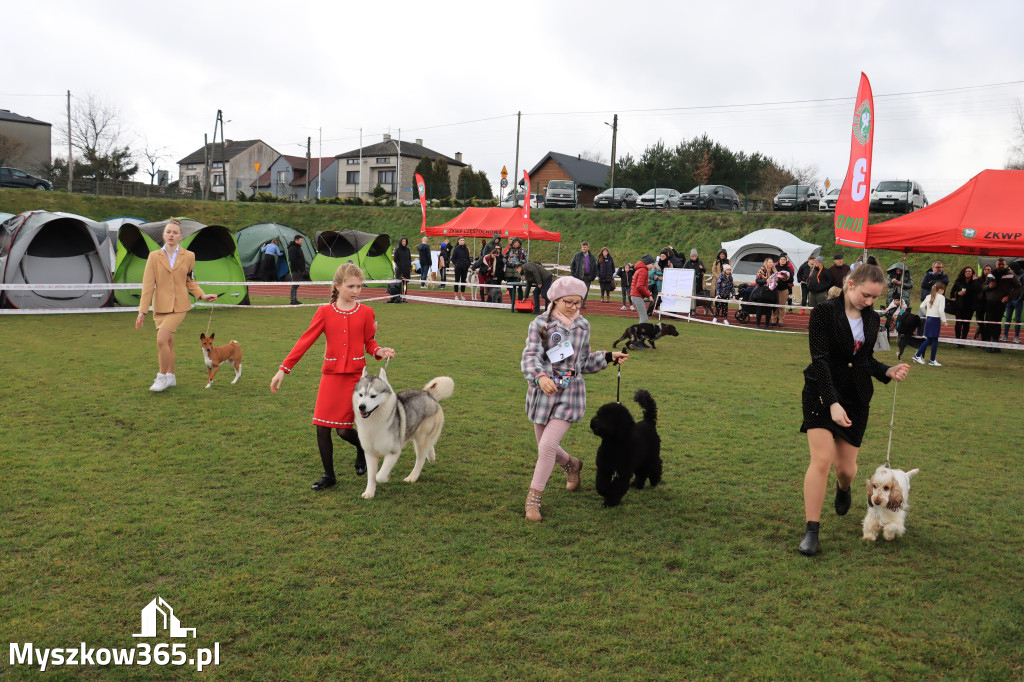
530;419;572;491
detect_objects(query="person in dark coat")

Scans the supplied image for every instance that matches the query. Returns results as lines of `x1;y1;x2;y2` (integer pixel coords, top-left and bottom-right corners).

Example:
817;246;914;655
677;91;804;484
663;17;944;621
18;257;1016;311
982;258;1023;351
949;266;980;346
416;236;432;288
805;257;833;308
796;255;814;311
616;262;634;310
519;261;553;313
450;236;471;300
596;247;616;303
569;241;598;307
828;253;850;288
798;264;910;556
287;235;308;305
392;237;412;295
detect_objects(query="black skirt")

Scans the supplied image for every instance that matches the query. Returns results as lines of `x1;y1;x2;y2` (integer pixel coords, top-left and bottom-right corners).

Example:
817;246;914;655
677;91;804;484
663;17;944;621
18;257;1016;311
799;381;869;447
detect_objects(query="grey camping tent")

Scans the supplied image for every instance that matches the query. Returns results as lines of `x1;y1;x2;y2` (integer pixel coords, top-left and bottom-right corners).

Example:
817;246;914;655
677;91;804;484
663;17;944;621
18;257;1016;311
0;211;113;309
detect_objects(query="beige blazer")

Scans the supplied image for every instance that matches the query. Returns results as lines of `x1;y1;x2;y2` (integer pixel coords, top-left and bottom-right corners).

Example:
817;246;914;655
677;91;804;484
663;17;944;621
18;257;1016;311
138;247;206;314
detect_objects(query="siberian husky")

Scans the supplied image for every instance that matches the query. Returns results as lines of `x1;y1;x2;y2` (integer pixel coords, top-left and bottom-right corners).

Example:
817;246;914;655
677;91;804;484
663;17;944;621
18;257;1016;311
352;368;455;499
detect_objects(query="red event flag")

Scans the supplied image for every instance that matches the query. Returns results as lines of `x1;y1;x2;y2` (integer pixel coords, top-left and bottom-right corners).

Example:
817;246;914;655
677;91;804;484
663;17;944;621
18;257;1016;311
834;73;874;248
415;173;427;233
522;170;531;221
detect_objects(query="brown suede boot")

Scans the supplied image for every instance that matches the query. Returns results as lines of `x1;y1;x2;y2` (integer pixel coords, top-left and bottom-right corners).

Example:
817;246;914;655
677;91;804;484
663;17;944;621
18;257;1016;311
562;456;583;491
525;487;543;522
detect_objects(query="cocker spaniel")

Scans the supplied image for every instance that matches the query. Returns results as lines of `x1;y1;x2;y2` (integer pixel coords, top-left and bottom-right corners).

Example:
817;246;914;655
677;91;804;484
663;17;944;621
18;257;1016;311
862;465;920;541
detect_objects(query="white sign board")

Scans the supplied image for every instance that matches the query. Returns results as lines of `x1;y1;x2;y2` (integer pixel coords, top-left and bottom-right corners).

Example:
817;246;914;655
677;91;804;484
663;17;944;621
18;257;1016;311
661;268;695;314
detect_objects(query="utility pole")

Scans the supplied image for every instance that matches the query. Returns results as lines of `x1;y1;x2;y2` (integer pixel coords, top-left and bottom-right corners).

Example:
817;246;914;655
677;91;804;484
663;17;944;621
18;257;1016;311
513;111;521;208
220;111;227;201
397;128;402;204
317;127;322;200
610;114;618;209
66;90;73;192
203;133;209;201
305;137;311;199
358;128;363;200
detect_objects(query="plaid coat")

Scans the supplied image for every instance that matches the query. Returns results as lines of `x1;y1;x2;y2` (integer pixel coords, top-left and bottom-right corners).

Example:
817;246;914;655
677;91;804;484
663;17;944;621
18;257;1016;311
521;314;608;424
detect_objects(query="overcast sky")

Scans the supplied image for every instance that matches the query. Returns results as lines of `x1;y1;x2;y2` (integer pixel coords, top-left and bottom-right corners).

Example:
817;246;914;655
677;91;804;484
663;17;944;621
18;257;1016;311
5;0;1023;199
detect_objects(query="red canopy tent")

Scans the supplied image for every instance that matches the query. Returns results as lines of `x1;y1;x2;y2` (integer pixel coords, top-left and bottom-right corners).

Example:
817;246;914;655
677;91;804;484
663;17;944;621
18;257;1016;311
863;169;1024;257
422;207;561;242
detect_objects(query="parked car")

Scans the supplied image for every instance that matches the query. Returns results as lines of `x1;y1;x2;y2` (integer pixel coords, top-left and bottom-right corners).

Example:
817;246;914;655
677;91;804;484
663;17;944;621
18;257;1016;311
636;187;681;209
819;186;841;212
500;192;544;209
0;167;51;190
677;184;740;210
593;187;639;209
773;184;821;211
869;180;927;213
543;179;578;208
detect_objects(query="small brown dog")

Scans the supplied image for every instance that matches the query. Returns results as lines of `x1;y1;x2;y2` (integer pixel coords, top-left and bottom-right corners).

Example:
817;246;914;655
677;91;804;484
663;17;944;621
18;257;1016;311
199;332;243;388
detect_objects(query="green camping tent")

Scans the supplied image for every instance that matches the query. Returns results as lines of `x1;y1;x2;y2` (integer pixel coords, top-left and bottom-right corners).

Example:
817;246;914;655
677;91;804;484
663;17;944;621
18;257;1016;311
113;218;248;306
235;222;315;279
309;230;393;286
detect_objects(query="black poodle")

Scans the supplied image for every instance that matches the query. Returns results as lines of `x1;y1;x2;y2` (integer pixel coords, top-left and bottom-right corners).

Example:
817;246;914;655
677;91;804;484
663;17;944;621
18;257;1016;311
589;389;663;507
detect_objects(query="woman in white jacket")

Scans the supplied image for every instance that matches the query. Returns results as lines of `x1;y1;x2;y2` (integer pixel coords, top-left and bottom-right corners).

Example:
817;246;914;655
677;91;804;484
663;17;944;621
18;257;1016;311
913;282;948;366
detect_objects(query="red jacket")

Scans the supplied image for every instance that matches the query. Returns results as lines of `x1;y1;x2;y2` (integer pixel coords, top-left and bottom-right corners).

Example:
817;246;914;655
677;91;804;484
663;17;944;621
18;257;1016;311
631;261;652;298
280;302;382;375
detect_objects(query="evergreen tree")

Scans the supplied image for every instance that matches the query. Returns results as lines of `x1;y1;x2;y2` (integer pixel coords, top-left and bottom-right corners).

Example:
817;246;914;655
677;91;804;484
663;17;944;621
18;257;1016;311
476;170;493;199
432;157;451;199
457;165;480;200
413;156;434;199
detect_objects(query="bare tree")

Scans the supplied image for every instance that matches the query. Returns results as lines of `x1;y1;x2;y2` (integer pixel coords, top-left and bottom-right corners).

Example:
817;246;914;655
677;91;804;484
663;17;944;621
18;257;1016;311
787;162;822;188
56;93;138;179
0;134;28;166
579;149;608;165
141;139;169;185
1006;98;1024;170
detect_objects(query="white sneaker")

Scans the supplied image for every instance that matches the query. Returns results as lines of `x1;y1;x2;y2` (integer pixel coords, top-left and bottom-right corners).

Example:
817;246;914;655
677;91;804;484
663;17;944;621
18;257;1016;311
723;319;730;326
629;306;635;311
1014;338;1021;344
912;356;925;365
620;305;627;310
149;374;168;391
164;373;177;387
928;360;942;366
711;317;717;324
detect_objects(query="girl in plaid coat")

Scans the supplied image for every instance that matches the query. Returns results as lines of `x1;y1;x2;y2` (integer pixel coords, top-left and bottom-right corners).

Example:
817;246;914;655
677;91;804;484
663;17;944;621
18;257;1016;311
520;277;628;521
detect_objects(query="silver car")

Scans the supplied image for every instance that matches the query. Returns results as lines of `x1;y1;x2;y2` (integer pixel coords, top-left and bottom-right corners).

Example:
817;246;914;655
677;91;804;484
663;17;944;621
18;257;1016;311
637;187;680;209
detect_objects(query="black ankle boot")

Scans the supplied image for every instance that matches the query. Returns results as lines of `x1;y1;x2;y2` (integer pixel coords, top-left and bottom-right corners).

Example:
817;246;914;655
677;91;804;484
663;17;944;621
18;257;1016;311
311;474;336;491
799;521;820;556
835;483;852;516
354;451;367;476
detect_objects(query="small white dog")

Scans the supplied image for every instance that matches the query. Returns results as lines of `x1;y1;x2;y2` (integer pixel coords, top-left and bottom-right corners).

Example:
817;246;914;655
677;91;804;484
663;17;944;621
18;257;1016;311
862;465;920;541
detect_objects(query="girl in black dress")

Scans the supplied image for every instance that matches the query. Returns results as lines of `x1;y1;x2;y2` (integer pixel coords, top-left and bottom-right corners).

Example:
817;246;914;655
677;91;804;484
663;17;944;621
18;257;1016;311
798;264;910;556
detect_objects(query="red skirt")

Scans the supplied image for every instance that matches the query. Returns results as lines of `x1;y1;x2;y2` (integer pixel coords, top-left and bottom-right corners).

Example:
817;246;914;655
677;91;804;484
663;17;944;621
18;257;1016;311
313;372;360;428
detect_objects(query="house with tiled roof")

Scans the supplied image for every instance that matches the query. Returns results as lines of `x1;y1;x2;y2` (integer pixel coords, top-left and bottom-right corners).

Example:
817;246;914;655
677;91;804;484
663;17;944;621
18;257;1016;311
528;152;611;206
177;139;278;200
0;109;52;178
335;134;467;202
250;155;339;200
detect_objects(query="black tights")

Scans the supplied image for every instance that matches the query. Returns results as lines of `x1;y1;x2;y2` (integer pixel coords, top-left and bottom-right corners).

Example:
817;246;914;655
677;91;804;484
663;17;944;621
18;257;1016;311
315;425;364;478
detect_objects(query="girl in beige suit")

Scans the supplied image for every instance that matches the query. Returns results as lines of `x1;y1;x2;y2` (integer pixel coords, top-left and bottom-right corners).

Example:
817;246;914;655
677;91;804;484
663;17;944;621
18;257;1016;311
135;219;218;391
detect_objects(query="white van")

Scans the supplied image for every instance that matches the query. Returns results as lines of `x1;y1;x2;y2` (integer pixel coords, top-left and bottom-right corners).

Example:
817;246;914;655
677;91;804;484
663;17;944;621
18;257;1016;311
869;180;928;213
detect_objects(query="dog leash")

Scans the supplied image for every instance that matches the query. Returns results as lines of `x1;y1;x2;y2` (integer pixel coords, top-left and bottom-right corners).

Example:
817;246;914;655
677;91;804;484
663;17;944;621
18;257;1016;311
883;379;898;469
205;303;214;336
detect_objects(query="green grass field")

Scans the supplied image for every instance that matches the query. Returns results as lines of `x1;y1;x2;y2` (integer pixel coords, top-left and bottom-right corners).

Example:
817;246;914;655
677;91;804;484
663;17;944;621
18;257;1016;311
1;301;1021;679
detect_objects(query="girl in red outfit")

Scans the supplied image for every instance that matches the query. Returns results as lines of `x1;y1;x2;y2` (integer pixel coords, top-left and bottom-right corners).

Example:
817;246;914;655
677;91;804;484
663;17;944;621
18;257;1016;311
270;263;396;490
